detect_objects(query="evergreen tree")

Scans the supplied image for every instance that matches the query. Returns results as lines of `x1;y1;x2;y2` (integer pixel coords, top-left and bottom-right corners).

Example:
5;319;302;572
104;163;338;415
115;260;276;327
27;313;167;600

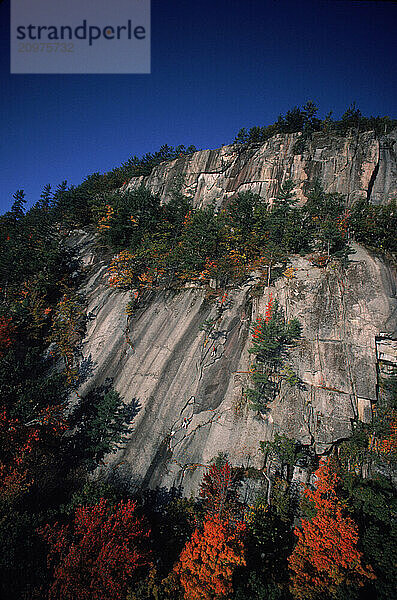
10;189;26;221
38;184;52;210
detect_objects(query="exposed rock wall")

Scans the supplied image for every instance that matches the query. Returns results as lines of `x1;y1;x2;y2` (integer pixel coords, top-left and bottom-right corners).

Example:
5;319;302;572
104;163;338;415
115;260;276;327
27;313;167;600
73;234;396;495
71;130;397;494
125;130;397;208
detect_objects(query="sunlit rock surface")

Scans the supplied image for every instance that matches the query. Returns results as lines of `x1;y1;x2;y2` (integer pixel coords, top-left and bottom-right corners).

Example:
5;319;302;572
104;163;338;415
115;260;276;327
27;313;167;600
71;130;397;494
125;130;397;208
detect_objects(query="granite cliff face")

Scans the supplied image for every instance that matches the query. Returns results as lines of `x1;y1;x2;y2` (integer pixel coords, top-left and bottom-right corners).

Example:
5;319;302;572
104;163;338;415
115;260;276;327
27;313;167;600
125;129;397;208
73;131;397;494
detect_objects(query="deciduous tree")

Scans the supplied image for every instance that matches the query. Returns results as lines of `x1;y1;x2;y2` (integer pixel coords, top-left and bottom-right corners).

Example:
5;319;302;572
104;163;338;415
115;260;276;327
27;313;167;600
288;458;375;600
41;498;150;600
174;514;245;600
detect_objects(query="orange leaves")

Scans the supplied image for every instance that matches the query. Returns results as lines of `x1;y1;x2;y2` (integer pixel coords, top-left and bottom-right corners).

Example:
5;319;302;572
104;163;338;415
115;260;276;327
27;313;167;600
98;204;114;231
251;316;263;341
288;458;375;599
182;211;192;227
309;254;329;268
41;498;150;600
336;209;350;238
138;269;156;287
199;258;218;282
371;409;397;458
223;248;247;279
174;515;246;600
174;461;245;599
107;250;136;289
49;293;85;384
282;266;297;279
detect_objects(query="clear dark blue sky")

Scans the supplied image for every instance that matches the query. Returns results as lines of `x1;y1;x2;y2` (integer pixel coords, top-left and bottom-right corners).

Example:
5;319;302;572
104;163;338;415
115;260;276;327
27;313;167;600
1;0;396;212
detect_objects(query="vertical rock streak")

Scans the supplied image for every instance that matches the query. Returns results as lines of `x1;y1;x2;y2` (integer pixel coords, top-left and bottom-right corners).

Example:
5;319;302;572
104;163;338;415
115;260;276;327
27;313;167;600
72;131;397;493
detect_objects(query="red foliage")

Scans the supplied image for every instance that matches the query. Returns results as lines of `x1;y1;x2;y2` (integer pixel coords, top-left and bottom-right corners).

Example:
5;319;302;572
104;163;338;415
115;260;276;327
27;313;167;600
251;316;263;341
251;293;274;342
0;404;67;503
371;409;397;458
264;292;274;323
0;406;39;501
0;316;15;357
182;211;192;227
336;209;350;238
40;498;150;600
288;458;375;599
199;460;243;522
174;514;246;600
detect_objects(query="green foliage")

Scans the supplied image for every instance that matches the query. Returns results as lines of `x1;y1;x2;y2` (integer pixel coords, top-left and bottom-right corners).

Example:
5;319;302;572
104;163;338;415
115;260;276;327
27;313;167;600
361;522;397;600
0;508;49;600
350;198;397;253
10;189;26;221
233;503;293;600
94;175;395;297
226;190;264;252
72;144;197;202
95;186;162;251
63;479;119;514
0;346;68;421
260;434;303;473
152;497;197;574
304;181;349;258
338;424;371;472
233;102;397;145
68;379;140;470
271;479;293;521
233;573;287;600
0;199;78;296
246;300;301;412
180;204;223;273
249;302;301;366
338;471;397;600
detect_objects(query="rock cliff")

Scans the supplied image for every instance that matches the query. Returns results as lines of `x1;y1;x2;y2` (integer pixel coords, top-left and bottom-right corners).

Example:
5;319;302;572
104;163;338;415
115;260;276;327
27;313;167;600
125;129;397;208
73;130;397;494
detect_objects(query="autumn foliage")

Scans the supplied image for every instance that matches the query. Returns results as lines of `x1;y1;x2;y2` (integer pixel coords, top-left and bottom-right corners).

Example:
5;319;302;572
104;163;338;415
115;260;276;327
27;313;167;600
199;460;233;518
173;460;245;599
49;293;85;384
0;404;66;503
174;514;246;600
0;406;40;502
0;316;15;357
371;409;397;458
41;498;150;600
288;458;376;599
107;249;137;289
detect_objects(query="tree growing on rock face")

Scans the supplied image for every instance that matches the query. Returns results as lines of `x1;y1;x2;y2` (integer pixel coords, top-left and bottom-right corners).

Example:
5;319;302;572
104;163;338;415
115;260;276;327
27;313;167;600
288;458;375;600
41;498;150;600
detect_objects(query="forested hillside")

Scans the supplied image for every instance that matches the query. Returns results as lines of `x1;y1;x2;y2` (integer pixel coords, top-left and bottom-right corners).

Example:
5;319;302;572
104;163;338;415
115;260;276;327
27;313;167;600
1;107;396;600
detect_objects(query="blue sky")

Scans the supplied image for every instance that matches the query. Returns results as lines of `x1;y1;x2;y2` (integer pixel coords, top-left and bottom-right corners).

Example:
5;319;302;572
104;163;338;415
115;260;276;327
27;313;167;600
0;0;396;213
